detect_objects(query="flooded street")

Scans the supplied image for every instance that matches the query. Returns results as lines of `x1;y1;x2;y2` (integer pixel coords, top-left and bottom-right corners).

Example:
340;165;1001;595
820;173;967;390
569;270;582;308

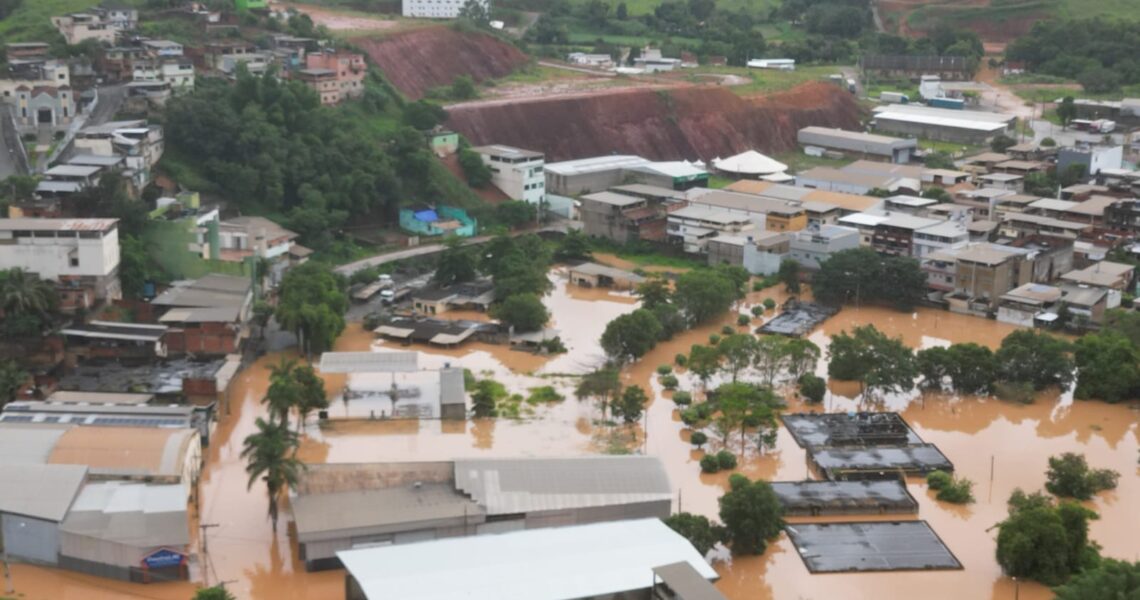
6;276;1138;600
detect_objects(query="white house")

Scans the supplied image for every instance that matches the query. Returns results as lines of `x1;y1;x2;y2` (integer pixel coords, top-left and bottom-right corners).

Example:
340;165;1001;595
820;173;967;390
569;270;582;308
787;225;861;270
747;58;795;71
667;205;754;254
472;145;546;205
0;219;122;307
912;220;969;259
402;0;488;19
132;60;194;93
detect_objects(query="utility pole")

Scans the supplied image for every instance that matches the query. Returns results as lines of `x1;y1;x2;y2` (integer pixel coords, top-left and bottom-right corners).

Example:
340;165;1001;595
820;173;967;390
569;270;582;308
200;523;219;587
3;545;13;595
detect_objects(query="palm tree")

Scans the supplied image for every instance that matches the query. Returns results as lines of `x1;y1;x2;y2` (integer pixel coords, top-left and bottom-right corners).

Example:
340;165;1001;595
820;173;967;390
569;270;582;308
0;268;57;318
264;357;300;428
241;417;304;531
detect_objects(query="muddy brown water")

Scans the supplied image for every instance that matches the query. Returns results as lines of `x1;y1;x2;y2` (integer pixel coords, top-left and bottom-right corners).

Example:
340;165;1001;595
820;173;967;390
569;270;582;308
7;278;1138;599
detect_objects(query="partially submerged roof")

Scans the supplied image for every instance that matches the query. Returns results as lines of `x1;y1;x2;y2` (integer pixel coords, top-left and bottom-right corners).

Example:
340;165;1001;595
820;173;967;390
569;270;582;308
652;562;727;600
453;456;672;516
786;521;961;573
771;480;918;514
337;519;717;600
811;444;954;477
0;464;87;521
151;274;251;309
318;351;419;373
60;481;189;548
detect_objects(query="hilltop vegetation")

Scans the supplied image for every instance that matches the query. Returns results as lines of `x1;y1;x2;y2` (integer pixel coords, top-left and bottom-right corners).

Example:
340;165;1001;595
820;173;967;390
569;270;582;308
1006;19;1140;93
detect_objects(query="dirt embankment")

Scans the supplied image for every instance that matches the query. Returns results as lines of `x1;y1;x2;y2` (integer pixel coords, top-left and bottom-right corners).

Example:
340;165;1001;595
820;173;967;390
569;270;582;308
353;27;529;99
445;81;863;162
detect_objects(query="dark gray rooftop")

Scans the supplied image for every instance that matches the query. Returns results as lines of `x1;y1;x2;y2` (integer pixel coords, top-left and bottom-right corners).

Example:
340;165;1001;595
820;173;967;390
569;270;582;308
758;302;838;337
785;521;962;573
771;480;918;514
781;412;923;450
811;445;953;479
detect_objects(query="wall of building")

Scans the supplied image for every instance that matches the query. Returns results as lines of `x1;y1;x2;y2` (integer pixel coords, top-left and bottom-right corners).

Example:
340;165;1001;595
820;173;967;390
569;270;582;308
166;323;239;355
1;513;60;565
872;119;997;145
402;0;488;18
546;169;624;197
0;228;120;281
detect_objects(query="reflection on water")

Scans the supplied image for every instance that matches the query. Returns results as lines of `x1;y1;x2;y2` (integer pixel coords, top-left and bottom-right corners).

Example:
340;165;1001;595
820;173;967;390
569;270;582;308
8;276;1138;600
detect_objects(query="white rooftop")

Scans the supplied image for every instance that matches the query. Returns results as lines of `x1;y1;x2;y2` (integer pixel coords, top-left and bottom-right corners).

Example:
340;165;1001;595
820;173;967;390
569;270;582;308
873;105;1012;132
838;213;891;227
0;218;117;232
544;155;649;176
318;351;419;373
712;150;788;176
44;165;102;178
337;518;717;600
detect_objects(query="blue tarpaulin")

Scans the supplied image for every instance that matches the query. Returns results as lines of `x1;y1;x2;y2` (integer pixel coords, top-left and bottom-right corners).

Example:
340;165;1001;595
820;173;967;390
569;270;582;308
414;209;439;222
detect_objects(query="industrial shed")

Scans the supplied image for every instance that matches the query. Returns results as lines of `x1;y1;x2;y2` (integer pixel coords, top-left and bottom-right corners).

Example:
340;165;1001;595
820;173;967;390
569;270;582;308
871;105;1015;144
0;463;88;566
797;127;917;164
292;456;673;571
771;480;918;516
58;481;191;583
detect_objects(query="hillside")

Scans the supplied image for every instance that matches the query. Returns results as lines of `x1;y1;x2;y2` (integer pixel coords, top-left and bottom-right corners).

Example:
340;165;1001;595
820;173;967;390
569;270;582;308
881;0;1137;45
353;27;529;99
446;81;862;162
0;0;144;42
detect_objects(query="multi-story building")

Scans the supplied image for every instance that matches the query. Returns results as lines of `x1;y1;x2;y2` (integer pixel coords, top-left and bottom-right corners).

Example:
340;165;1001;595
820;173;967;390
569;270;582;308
472;145;546;205
303;50;365;103
73;120;164;191
685;190;807;233
141;40;183;58
132;59;195;94
198;216;301;285
402;0;489;18
912;220;969;259
666;206;754;255
1058;145;1123;178
297;68;339;105
787;225;860;270
0;219;121;311
52;4;136;46
871;215;940;257
948;243;1033;315
579;191;666;244
13;86;76;130
837;213;890;247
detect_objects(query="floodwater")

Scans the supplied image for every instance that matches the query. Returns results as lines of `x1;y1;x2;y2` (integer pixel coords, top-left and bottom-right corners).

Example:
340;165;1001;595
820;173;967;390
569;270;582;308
6;278;1138;600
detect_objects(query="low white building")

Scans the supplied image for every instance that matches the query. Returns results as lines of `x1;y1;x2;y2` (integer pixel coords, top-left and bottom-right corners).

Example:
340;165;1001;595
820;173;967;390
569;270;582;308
747;58;795;71
667;205;754;254
0;218;121;304
73;120;165;189
787;225;861;270
402;0;488;18
472;144;545;205
132;60;194;93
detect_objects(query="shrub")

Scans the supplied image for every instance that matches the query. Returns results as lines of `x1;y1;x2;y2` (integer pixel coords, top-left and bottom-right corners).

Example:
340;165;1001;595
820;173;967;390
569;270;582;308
752;281;765;292
700;454;721;473
690;431;708;448
721;325;735;335
994;380;1035;404
526;385;564;404
657;364;673;375
660;374;679;390
1045;452;1120;499
680;407;700;425
926;470;953;490
716;450;737;470
1040;137;1057;147
709;334;721;345
694;402;715;420
737;314;751;326
762;298;777;310
751;305;764;316
937;477;975;504
675;353;688;366
798;373;826;404
673;391;693;406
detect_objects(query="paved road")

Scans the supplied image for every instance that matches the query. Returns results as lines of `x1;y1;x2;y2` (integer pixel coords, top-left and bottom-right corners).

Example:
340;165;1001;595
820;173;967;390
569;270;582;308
0;105;27;179
334;222;573;276
87;84;126;126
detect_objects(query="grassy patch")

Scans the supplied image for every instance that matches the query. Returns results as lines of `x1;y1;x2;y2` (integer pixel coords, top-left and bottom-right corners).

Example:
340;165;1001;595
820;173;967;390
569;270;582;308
708;175;735;189
566;30;701;46
695;64;852;96
567;0;779;17
1008;84;1140;104
526;385;565;404
493;63;591;85
591;239;705;269
0;0;141;42
918;139;981;157
773;150;850;173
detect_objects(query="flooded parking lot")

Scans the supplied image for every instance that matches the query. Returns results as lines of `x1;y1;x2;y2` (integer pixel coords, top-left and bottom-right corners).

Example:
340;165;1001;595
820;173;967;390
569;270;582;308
6;274;1138;600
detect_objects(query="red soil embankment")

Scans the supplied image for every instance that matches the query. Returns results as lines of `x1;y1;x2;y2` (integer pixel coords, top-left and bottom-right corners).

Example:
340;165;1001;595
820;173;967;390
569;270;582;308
353;27;528;100
446;81;863;162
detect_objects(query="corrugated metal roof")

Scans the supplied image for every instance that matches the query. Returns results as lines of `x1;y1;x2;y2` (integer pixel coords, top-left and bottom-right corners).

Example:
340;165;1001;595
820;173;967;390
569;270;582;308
48;426;197;477
318;351;418;373
0;464;87;521
158;306;241;323
46;391;154;405
453;456;671;516
653;562;727;600
438;367;466;406
293;482;482;541
0;424;70;464
337;519;717;600
60;482;189;547
0;218;116;231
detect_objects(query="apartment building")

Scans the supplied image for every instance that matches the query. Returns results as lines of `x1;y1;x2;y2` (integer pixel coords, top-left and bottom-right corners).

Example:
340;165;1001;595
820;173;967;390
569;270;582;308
912;220;969;259
472;145;546;205
666;205;754;255
787;225;860;270
303;50;365;103
870;214;940;257
0;219;122;311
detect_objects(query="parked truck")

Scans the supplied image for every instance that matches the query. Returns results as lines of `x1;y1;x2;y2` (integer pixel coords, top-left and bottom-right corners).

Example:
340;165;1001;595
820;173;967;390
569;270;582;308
929;97;965;110
880;91;909;104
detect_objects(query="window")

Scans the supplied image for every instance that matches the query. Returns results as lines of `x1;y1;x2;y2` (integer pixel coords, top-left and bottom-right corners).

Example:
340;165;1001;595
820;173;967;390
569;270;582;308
70;256;79;267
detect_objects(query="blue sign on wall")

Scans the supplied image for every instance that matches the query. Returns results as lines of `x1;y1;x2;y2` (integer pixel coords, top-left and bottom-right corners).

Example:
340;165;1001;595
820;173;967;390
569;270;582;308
144;548;185;569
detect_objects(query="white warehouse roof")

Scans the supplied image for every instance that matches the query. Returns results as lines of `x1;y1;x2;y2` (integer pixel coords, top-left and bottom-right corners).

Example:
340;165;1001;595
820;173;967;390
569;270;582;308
338;518;717;600
712;150;788;176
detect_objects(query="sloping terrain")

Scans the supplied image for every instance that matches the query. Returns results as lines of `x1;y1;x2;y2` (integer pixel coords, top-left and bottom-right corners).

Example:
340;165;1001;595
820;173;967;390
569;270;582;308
354;27;529;99
445;82;862;162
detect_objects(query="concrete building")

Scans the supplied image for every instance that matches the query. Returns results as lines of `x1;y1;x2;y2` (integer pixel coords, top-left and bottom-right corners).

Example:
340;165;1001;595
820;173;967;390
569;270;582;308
409;280;495;315
567;262;646;291
304;50;366;103
72;120;165;190
859;54;972;81
1058;144;1123;177
884;194;937;215
667;205;754;254
151;273;254;326
52;13;118;45
871;214;940;257
837;213;890;247
291;456;673;570
741;231;791;275
685;189;807;232
13;85;76;129
132;59;195;93
797;127;917;163
579;191;663;244
338;519;716;600
545;156;706;195
199;216;301;284
59;482;190;583
297;68;339;105
402;0;488;18
787;225;860;270
1000;213;1091;240
59;320;168;361
1060;261;1134;309
0;218;121;307
912;220;969;259
472;145;546;205
947;243;1033;314
796;166;919;196
871;105;1015;144
978;172;1023;192
141;40;183;57
0;464;88;566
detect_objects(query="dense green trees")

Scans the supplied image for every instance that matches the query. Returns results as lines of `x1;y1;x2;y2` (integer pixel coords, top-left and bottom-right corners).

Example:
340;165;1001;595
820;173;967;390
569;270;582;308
554;230;592;262
1045;453;1120;500
275;262;347;357
673;270;738;325
996;489;1100;586
1053;559;1140;599
457;147;492;187
828;325;916;399
490;293;549;333
797;373;826;404
916;343;995;395
483;234;552;300
575;367;622;420
434;237;478;286
601;309;664;363
1006;20;1140;92
0;359;28;410
926;470;974;504
995;330;1074;392
718;474;784;555
664;512;724;556
812;248;926;311
1073;332;1140;403
612;385;647;424
471;378;505;417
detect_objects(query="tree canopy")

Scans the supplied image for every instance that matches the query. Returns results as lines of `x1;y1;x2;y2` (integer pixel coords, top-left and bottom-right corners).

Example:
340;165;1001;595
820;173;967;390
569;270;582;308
674;269;737;324
1073;332;1140;403
275;262;348;357
1053;559;1140;600
664;512;724;556
1045;453;1120;500
812;248;926;311
601;309;664;363
828;325;916;398
995;330;1073;392
1006;20;1140;92
718;474;784;555
491;293;549;333
996;489;1100;586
